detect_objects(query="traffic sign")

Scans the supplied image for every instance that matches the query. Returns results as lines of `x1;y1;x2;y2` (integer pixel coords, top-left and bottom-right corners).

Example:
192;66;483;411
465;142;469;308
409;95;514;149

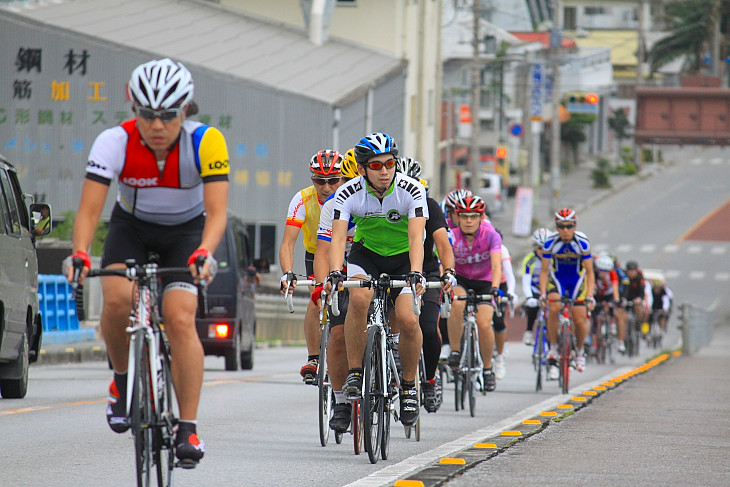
509;123;523;137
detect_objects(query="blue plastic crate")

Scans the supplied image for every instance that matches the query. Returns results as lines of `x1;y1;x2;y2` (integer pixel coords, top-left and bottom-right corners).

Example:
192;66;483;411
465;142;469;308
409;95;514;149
38;274;93;344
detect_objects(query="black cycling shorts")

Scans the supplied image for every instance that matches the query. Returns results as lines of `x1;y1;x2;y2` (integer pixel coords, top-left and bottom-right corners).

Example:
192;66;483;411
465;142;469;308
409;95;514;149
102;203;203;289
347;241;412;296
304;251;314;278
455;275;493;296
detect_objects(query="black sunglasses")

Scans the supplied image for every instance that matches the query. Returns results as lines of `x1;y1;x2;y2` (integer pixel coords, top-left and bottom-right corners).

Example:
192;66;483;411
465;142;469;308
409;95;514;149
135;105;184;123
311;177;342;186
557;224;575;230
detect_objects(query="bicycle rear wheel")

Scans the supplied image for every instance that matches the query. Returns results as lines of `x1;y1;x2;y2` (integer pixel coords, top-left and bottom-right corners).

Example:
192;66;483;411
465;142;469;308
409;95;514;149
318;325;332;447
351;399;362;455
154;336;175;487
363;326;384;464
131;330;153;487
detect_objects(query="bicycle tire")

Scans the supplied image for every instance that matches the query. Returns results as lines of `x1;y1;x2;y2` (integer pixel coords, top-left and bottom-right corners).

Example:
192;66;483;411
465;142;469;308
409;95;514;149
318;325;331;447
453;367;461;411
534;322;545;392
466;328;477;417
131;330;153;487
154;333;175;487
363;325;383;464
559;325;571;394
352;399;362;455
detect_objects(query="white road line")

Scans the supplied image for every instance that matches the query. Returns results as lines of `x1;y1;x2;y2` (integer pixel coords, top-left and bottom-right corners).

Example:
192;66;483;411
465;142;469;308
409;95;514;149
716;273;730;281
665;270;681;280
687;245;702;254
709;158;723;165
711;247;727;255
663;245;679;253
688;271;706;280
639;244;656;253
616;244;633;253
342;370;632;487
593;243;610;253
690;158;702;165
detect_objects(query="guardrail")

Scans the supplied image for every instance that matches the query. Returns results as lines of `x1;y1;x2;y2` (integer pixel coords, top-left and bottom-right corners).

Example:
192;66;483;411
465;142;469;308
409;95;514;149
254;293;309;343
677;303;713;355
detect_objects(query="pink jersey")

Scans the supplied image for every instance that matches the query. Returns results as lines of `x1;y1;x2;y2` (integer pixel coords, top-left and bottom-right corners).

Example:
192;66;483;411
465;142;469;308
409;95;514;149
452;220;502;281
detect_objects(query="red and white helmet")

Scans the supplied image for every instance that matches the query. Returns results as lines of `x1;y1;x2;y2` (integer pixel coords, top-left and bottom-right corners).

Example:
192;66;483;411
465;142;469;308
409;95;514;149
445;189;472;210
554;208;577;223
310;150;343;176
454;194;486;214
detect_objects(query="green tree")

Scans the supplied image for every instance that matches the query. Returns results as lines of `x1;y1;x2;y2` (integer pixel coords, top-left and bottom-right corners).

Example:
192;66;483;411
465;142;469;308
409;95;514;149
50;211;108;256
648;0;730;76
560;113;595;170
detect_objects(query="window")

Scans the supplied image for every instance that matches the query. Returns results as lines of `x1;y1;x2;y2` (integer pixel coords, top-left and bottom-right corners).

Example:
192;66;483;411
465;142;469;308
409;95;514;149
564;7;577;30
0;169;21;236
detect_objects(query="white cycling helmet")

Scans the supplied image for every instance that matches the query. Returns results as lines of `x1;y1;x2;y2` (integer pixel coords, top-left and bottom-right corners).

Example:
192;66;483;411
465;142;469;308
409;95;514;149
128;58;194;109
531;227;551;249
596;255;614;272
396;157;422;180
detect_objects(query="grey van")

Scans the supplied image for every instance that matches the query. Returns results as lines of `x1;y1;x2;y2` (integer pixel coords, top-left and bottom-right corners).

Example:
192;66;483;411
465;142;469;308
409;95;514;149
196;214;263;370
0;154;50;398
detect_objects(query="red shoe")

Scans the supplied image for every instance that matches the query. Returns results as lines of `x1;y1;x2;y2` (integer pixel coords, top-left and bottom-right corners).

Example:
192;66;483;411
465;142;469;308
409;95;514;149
299;358;319;385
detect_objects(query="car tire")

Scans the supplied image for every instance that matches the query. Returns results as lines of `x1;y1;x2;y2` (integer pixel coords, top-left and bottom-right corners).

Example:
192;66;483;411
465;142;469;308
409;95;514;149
0;332;29;399
240;322;254;370
224;326;241;371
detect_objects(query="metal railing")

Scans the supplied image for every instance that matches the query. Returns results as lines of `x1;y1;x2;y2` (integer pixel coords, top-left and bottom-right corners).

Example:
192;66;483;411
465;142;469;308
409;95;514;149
677;303;714;355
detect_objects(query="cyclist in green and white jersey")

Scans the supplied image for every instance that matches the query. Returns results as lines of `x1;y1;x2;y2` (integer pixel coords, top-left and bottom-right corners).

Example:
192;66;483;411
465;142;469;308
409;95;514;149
325;132;428;427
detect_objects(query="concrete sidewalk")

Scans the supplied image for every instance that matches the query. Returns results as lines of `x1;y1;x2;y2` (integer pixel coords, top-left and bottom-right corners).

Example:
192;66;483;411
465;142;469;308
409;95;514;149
441;322;730;486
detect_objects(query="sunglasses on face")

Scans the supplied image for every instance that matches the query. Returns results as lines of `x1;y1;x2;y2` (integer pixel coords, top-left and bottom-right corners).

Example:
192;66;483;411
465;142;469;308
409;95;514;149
458;212;481;219
557;224;575;230
311;177;342;186
135;105;184;123
365;159;397;171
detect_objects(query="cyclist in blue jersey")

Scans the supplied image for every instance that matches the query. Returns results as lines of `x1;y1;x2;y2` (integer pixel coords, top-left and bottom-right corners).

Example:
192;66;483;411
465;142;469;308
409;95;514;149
539;208;595;378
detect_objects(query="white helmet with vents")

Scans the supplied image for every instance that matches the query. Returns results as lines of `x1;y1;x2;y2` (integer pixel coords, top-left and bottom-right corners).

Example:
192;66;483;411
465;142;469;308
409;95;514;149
128;58;194;109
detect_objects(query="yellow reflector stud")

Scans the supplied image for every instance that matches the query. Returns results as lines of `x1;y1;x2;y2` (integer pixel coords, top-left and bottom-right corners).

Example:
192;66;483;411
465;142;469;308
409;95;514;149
474;443;497;448
440;458;466;464
541;411;558;416
593;385;606;391
557;404;573;409
523;419;541;424
394;481;425;487
583;391;597;396
602;381;615;387
501;430;522;436
672;350;681;357
571;396;587;402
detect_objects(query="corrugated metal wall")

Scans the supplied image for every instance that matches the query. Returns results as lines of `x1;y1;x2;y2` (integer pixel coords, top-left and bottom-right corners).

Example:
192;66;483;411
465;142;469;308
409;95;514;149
1;15;405;271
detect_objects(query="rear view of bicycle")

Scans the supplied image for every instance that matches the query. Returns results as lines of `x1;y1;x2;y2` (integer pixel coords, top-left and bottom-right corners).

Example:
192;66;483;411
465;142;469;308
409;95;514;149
73;255;207;486
548;296;582;394
532;307;549;392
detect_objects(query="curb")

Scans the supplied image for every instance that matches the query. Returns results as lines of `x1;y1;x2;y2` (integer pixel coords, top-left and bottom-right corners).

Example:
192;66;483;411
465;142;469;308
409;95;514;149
392;350;681;487
37;344;108;365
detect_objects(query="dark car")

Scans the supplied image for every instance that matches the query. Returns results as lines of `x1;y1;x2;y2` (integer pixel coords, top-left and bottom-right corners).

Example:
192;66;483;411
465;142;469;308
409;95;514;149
0;154;51;398
196;214;265;370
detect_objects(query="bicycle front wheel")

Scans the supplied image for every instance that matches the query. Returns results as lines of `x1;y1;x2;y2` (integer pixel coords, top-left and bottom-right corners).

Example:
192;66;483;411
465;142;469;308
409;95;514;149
534;322;545;392
558;326;571;394
154;335;175;487
131;330;153;487
318;325;331;447
363;326;384;464
466;328;477;417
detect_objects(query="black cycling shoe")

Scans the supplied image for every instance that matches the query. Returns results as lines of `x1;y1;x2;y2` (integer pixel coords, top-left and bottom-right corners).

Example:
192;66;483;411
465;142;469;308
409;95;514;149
423;376;442;413
343;370;363;400
329;403;352;433
106;380;130;434
175;425;205;467
447;350;462;369
399;385;419;426
483;368;497;392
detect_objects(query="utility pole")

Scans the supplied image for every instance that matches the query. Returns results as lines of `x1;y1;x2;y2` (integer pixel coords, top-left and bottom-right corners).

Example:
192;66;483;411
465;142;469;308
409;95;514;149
634;0;645;170
468;0;481;195
548;0;562;218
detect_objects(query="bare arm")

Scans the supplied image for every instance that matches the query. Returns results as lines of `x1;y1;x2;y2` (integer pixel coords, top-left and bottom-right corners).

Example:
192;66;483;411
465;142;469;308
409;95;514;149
539;256;550;297
313;239;330;284
328;219;348;274
279;225;301;274
490;251;502;290
432;227;454;271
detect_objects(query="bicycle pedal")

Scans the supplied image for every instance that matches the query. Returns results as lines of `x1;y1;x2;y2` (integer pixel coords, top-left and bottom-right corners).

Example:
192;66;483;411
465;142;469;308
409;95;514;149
302;374;317;385
176;459;198;470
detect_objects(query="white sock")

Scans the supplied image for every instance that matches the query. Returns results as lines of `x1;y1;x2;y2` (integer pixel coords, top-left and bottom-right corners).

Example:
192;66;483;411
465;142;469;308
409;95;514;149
334;390;346;404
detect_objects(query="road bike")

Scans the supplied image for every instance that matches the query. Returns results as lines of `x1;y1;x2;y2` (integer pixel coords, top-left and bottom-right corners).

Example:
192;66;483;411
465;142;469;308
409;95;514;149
623;301;641;358
592;301;618;365
532;307;549;392
647;309;666;349
73;254;207;487
403;350;426;441
445;290;500;417
331;274;441;464
548;295;582;394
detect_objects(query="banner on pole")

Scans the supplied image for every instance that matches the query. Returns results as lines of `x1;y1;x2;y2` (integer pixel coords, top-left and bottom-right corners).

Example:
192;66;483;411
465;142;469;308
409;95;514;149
512;187;534;237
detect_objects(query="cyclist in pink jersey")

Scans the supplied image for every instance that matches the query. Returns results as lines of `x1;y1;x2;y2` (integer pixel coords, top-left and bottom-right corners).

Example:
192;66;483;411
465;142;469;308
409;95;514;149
446;195;502;391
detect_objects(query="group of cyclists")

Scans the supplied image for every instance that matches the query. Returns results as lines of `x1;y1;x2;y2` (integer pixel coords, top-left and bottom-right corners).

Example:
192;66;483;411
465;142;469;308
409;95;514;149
60;57;674;469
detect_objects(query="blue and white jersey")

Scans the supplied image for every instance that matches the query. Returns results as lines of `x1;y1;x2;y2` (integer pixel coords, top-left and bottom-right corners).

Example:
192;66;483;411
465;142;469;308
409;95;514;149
542;230;591;286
